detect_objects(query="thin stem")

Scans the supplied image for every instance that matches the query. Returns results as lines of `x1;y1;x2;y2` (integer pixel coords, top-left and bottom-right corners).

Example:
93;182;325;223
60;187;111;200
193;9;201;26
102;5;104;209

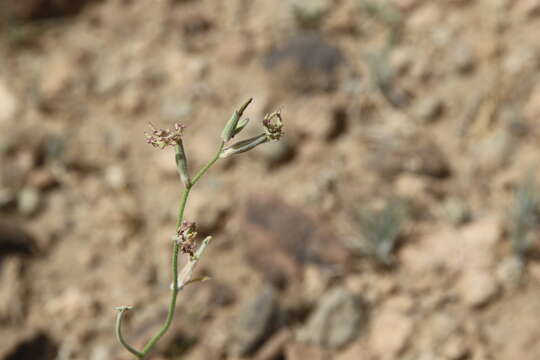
115;307;143;358
138;141;225;358
191;142;225;185
139;241;180;356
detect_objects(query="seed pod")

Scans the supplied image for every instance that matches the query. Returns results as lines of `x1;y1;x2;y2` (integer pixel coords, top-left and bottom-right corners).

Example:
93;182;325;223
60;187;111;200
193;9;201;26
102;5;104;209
221;98;253;142
219;133;268;158
232;117;250;138
175;141;191;187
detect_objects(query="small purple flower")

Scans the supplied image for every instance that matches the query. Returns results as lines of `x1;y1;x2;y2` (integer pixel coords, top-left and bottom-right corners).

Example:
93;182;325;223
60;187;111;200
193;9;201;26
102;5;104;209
145;122;185;149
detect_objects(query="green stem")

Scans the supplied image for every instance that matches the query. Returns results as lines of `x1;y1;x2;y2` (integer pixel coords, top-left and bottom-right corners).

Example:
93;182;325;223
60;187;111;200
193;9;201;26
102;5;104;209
136;142;225;358
115;307;143;358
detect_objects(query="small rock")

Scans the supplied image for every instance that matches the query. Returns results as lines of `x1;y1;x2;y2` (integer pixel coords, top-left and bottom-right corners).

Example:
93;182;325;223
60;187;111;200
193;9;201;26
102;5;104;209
390;47;413;75
417;96;445;123
452;42;475;74
228;286;281;356
254;329;293;360
27;169;58;190
299;287;364;349
368;134;451;178
264;34;345;93
458;269;499;307
104;165;127;190
243;196;349;287
0;79;17;125
370;308;413;357
17;187;41;216
301;265;334;305
496;255;524;288
0;220;35;258
442;197;471;226
472;127;514;173
441;336;469;360
0;258;25;321
285;343;327;360
292;0;331;28
395;174;429;199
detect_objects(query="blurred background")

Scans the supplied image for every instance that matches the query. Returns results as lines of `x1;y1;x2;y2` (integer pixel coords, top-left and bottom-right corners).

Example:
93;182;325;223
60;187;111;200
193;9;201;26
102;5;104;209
1;0;540;359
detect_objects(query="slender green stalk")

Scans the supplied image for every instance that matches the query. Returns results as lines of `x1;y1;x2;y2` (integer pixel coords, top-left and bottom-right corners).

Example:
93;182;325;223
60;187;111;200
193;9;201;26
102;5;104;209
190;142;225;186
116;99;283;359
136;142;225;358
115;307;143;358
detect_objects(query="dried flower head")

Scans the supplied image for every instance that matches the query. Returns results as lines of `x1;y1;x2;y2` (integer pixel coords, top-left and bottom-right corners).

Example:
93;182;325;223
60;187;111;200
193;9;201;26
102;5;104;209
263;111;284;141
177;221;199;256
145;122;185;149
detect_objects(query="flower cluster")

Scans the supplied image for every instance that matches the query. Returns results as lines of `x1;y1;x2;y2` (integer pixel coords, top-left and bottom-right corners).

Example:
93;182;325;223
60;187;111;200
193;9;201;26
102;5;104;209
263;110;284;141
145;123;185;149
176;221;199;257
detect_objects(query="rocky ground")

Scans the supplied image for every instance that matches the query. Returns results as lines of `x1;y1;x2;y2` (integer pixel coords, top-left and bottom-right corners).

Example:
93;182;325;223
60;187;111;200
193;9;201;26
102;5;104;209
1;0;540;359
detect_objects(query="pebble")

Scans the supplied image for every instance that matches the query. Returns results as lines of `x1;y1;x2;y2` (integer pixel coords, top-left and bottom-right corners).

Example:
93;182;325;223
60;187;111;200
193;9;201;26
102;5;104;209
452;42;475;73
285;342;327;360
104;165;127;190
0;80;17;125
17;187;41;216
458;269;499;307
496;255;524;288
228;286;280;356
370;308;413;357
417;96;445;123
264;34;344;93
299;287;364;349
291;0;331;28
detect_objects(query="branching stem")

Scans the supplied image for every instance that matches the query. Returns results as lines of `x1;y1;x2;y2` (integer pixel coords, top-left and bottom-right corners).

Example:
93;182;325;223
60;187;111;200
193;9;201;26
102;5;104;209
117;142;225;359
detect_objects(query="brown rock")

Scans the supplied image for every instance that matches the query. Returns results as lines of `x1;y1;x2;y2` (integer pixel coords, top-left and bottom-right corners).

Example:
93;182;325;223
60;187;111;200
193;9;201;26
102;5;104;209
242;196;349;287
285;343;327;360
228;286;281;356
264;34;345;93
458;269;499;308
370;308;413;357
0;258;25;322
299;287;364;349
0;0;95;21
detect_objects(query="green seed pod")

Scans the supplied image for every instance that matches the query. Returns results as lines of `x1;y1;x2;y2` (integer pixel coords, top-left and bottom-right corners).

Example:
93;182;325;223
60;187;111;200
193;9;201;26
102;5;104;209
221;98;253;142
232;117;250;138
219;133;268;158
175;141;191;187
